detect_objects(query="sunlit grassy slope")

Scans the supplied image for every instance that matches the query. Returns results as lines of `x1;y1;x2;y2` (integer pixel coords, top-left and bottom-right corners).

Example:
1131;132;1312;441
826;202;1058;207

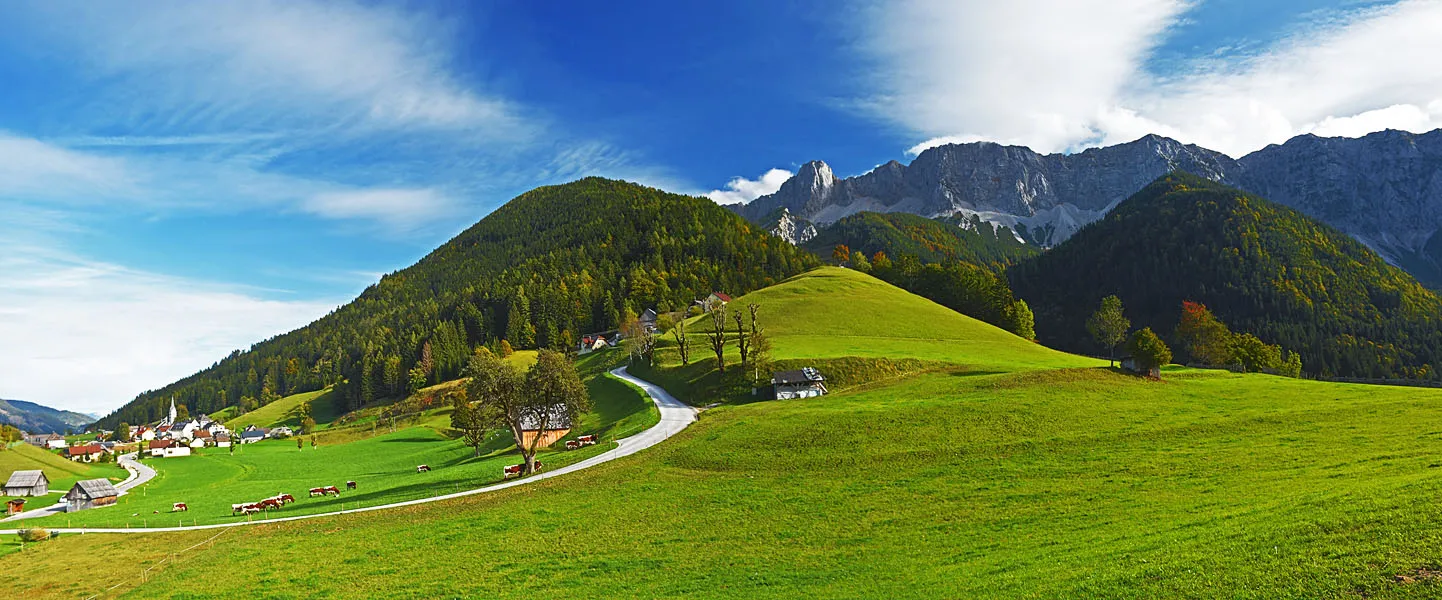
697;267;1099;370
9;269;1442;598
0;443;121;507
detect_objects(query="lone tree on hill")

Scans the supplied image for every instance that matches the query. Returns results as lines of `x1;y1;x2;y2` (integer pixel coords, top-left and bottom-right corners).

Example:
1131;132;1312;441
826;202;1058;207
1126;327;1172;377
707;305;729;373
1086;295;1131;366
672;316;691;365
833;244;851;265
465;349;589;475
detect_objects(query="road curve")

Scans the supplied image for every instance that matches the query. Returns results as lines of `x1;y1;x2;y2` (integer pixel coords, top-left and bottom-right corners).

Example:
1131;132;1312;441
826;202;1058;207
1;452;159;523
0;367;696;534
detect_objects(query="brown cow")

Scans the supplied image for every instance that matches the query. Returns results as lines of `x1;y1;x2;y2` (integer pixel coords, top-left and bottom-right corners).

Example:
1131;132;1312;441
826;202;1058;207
346;481;357;490
171;502;188;512
416;464;431;473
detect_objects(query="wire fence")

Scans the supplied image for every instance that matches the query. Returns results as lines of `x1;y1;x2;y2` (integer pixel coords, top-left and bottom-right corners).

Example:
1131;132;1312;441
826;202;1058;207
84;527;230;599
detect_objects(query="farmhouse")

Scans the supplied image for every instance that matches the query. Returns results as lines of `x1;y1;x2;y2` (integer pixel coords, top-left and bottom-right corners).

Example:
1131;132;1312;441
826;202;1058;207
239;426;268;444
65;443;106;462
579;330;620;354
519;406;573;448
698;292;732;311
24;433;64;449
639;308;659;333
771;368;828;399
3;470;49;496
148;439;191;458
214;432;232;447
63;479;120;512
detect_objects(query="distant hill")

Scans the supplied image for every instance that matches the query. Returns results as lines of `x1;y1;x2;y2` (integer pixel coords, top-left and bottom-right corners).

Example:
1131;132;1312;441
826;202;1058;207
1008;172;1442;380
0;399;94;434
804;211;1037;270
96;178;819;429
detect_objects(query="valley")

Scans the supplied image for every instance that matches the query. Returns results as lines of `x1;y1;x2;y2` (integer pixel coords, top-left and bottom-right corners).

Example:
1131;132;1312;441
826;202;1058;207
8;269;1442;598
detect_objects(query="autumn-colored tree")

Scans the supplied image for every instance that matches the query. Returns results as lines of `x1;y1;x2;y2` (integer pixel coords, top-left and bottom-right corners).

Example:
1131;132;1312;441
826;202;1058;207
871;250;892;271
832;244;851;264
499;339;515;357
1176;301;1234;366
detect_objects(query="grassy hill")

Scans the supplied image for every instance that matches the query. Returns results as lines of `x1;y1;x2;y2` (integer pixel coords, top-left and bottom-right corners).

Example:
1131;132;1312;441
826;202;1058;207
0;444;122;506
1009;171;1442;380
100;178;817;429
11;269;1442;598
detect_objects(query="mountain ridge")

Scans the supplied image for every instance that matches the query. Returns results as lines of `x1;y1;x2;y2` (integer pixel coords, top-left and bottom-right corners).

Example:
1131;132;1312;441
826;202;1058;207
733;129;1442;286
0;398;96;433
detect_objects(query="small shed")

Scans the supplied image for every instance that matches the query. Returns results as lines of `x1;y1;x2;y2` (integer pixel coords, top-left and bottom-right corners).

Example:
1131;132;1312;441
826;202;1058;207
1120;356;1161;379
64;479;120;512
772;368;828;399
6;498;25;516
3;470;49;496
519;405;573;448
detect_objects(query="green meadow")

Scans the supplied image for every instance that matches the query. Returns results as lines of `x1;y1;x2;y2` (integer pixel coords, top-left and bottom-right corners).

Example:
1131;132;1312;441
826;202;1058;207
14;369;655;530
7;268;1442;598
0;443;125;505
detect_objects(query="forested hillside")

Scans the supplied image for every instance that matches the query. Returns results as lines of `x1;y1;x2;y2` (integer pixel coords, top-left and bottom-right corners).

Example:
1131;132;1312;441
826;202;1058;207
803;211;1036;269
1009;172;1442;380
97;178;818;428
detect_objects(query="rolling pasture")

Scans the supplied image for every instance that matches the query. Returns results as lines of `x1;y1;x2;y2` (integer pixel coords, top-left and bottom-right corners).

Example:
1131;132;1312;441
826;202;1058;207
7;269;1442;598
15;369;655;530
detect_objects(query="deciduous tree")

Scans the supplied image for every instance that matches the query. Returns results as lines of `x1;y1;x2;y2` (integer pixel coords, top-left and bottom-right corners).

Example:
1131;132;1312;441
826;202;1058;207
1176;301;1234;366
1086;295;1130;366
1126;327;1172;376
672;317;691;365
707;305;728;373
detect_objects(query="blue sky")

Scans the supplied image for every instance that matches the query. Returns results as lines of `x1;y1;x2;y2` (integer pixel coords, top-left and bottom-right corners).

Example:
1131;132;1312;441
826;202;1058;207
3;0;1440;414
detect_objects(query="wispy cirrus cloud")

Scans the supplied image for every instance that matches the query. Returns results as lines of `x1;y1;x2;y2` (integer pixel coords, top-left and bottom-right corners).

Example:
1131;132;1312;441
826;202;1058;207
862;0;1442;158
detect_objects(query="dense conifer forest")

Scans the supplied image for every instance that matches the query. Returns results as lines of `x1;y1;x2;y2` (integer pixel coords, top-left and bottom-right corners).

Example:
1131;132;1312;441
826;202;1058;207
803;211;1036;270
97;178;818;428
1008;172;1442;380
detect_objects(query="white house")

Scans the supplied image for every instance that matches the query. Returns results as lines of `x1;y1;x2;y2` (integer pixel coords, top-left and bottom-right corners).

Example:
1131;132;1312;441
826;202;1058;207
45;438;67;450
771;368;828;400
148;439;191;458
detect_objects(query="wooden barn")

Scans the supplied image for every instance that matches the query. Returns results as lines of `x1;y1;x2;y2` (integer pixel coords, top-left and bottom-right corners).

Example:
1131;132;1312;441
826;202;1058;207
64;479;121;512
519;405;573;448
3;470;49;497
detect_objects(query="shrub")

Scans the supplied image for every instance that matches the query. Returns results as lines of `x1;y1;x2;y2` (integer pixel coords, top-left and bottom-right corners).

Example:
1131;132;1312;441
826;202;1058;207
1127;327;1173;372
19;528;49;542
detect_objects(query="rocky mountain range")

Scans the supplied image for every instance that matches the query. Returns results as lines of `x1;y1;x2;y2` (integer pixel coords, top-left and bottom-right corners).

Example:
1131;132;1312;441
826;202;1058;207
732;129;1442;286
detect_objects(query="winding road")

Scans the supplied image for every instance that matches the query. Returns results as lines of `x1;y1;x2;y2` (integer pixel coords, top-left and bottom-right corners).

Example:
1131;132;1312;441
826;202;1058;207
0;367;695;534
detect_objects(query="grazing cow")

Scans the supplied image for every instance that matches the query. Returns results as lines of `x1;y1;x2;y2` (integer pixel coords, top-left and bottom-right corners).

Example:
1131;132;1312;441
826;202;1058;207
577;434;598;446
503;464;523;479
565;440;581;450
172;502;188;512
322;485;341;496
309;487;325;497
231;503;247;515
416;464;431;473
242;505;262;515
259;498;281;511
346;480;357;490
277;493;296;504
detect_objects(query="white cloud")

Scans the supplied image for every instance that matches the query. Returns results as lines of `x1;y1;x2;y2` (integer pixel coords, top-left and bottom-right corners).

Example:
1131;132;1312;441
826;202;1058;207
863;0;1190;154
0;133;136;199
6;0;528;138
864;0;1442;157
303;188;461;231
706;168;794;204
0;244;338;416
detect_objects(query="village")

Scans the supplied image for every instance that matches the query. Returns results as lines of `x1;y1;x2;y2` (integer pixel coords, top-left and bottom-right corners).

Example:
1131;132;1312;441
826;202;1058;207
1;290;828;531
